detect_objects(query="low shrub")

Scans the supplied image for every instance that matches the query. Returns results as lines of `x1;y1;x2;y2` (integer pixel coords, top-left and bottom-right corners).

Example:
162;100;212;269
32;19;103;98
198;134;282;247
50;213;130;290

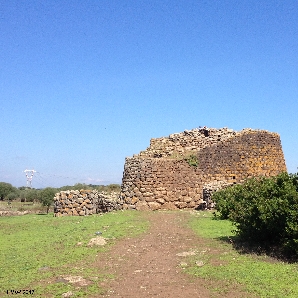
213;173;298;254
183;153;199;168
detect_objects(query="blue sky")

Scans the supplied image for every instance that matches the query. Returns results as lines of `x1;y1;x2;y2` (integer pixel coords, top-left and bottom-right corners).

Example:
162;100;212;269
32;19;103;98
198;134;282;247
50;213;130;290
1;0;297;188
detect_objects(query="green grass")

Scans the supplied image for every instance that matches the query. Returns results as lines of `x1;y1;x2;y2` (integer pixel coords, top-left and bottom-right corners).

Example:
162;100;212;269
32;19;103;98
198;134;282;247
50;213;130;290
188;211;298;297
0;210;149;297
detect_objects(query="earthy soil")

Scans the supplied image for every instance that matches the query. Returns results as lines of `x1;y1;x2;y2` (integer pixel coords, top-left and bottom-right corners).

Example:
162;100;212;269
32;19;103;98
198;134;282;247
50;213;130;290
94;211;251;298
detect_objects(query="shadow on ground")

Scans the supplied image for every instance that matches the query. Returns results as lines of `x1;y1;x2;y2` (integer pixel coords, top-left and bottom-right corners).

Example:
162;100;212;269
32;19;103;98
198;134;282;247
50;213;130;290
217;235;298;263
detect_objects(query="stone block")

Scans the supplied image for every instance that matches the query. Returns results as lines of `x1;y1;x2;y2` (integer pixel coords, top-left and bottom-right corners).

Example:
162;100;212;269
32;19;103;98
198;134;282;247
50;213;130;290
86;204;93;209
187;201;196;208
175;202;187;209
165;195;176;202
156;198;165;204
162;202;178;210
148;202;161;210
184;197;192;203
135;201;150;211
124;197;131;204
131;197;139;204
145;196;155;202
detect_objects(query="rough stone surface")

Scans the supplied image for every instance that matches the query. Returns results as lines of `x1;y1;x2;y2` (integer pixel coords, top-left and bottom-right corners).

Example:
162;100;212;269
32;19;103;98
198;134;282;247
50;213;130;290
0;210;30;216
61;291;73;298
54;190;123;217
120;127;287;210
87;236;107;246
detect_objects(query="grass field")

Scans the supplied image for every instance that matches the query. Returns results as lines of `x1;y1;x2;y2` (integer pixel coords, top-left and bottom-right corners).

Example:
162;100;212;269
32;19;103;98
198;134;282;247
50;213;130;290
187;211;298;298
0;211;149;297
2;210;298;297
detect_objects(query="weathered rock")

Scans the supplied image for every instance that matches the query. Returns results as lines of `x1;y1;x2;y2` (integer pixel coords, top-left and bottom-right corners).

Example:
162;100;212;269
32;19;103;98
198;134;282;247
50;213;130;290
161;202;177;210
183;197;192;203
176;251;196;257
0;210;30;216
175;202;187;209
148;202;161;211
195;260;204;267
156;198;165;204
61;291;73;297
135;201;150;211
88;236;107;246
53;190;123;216
131;197;139;204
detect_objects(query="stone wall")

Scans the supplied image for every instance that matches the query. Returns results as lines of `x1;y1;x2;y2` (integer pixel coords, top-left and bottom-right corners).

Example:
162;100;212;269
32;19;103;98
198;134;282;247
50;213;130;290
202;180;232;209
54;190;123;217
120;128;287;210
138;127;236;158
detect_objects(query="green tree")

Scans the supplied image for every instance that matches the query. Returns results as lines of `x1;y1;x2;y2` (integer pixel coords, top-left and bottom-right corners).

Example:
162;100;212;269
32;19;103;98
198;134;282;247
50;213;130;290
0;182;17;200
6;191;20;202
24;189;40;202
105;184;121;193
18;186;27;191
73;183;92;190
39;187;56;214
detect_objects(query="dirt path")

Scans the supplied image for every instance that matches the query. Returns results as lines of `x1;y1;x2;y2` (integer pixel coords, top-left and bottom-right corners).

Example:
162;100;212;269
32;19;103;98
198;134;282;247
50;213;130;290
96;211;246;298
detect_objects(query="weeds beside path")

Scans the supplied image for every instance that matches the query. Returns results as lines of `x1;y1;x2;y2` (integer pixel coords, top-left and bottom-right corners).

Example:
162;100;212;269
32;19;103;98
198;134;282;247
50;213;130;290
96;211;250;298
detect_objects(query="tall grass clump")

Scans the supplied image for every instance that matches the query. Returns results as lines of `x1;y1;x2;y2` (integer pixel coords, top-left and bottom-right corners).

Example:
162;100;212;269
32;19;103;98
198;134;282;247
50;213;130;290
213;172;298;255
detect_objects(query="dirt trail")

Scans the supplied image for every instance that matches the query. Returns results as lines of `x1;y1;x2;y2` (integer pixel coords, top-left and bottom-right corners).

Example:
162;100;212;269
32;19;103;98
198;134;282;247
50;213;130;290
96;211;246;298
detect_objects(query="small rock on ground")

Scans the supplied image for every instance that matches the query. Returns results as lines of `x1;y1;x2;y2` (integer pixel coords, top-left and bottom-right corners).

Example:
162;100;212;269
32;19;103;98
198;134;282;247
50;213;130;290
88;236;106;246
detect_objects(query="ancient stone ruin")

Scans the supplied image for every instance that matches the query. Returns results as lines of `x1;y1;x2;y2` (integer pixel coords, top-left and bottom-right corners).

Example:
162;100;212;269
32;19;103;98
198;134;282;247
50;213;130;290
53;127;287;216
120;127;287;210
53;190;123;217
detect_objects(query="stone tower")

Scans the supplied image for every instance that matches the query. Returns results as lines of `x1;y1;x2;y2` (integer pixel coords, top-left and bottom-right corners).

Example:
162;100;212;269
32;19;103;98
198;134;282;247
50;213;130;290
120;127;287;210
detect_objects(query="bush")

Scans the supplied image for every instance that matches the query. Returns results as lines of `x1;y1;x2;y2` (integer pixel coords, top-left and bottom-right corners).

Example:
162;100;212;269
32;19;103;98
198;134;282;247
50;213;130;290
0;182;17;200
289;173;298;192
6;192;20;202
213;173;298;254
184;153;199;168
23;189;40;202
39;187;56;214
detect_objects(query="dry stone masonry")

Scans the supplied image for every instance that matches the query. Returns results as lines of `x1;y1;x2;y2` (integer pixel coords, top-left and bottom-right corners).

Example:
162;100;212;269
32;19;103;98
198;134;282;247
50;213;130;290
54;190;123;217
120;127;287;211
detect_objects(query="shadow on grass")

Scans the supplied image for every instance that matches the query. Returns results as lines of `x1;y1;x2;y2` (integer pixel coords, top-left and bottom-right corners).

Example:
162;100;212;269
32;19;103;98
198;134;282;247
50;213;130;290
217;235;298;263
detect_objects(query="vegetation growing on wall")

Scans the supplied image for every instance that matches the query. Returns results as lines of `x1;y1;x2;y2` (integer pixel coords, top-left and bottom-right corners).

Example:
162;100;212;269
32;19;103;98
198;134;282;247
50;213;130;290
183;153;199;168
168;151;199;168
